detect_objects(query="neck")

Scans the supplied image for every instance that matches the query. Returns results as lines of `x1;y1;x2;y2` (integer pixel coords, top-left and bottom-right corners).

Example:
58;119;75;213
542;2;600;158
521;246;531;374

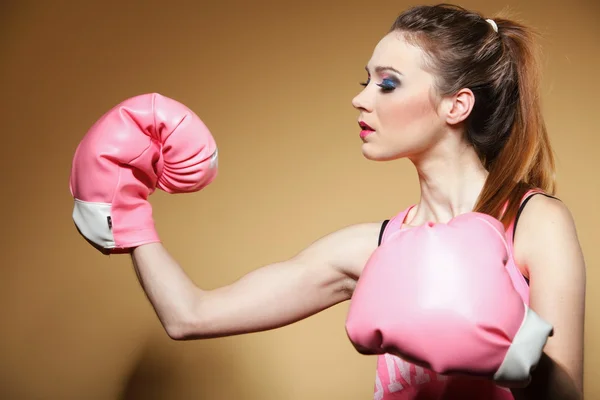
407;142;488;226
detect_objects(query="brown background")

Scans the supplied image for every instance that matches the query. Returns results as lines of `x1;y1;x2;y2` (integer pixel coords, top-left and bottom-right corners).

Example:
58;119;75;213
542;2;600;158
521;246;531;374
1;0;598;398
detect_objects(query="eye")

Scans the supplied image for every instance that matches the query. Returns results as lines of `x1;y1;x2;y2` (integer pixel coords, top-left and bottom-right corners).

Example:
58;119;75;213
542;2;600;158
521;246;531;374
359;78;371;87
377;78;398;92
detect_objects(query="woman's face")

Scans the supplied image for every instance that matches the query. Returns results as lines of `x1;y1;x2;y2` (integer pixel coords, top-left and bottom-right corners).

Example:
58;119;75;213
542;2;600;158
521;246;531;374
352;32;449;162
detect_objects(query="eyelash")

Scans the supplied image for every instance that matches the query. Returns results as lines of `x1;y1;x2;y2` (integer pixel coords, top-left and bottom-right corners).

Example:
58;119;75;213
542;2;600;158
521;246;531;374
359;78;398;92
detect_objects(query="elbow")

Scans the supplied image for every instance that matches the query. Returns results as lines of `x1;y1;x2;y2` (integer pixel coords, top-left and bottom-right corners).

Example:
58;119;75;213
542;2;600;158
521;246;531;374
163;304;205;341
164;322;191;341
164;315;203;341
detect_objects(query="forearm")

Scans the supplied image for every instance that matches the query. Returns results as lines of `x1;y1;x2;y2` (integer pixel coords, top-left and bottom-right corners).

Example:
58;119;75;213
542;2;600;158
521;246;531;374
511;353;583;400
130;242;350;340
131;242;203;338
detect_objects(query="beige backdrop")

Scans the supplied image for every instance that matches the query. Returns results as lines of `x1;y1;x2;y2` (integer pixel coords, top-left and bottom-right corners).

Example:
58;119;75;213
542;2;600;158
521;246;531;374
1;0;598;399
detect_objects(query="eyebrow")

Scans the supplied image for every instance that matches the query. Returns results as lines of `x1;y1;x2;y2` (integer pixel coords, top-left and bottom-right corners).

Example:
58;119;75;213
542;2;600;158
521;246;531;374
365;66;403;76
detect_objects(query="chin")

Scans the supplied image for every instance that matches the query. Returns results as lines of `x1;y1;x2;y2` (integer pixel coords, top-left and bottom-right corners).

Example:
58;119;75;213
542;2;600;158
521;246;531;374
361;145;379;161
361;144;403;162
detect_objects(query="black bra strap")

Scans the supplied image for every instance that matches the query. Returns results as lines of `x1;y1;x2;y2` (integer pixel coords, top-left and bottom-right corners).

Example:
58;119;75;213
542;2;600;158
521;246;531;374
513;192;560;286
513;193;558;244
378;220;390;246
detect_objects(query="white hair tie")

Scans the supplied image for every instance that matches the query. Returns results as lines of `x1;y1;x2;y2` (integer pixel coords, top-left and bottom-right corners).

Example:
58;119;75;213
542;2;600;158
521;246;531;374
486;18;498;33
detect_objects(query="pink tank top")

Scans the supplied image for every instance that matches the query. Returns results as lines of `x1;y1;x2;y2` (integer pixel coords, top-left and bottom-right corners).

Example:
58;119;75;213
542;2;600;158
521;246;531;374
372;190;544;400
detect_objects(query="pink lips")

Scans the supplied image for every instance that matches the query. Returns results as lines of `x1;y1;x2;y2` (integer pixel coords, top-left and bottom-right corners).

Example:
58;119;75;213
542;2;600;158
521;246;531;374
359;121;375;139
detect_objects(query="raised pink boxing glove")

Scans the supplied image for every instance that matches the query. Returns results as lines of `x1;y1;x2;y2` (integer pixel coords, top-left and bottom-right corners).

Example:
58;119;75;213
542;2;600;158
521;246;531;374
69;93;218;254
345;212;553;387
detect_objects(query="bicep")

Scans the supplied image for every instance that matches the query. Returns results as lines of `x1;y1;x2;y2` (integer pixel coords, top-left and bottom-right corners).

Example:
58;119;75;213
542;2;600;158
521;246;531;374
293;220;384;293
515;196;586;392
189;221;383;338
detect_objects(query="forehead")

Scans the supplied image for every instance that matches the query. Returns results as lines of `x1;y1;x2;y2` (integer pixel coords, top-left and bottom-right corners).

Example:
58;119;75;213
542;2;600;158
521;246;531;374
366;32;426;73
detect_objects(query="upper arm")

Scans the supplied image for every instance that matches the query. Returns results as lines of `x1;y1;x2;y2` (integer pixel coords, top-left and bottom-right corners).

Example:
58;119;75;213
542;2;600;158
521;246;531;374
293;221;384;294
184;221;383;339
513;195;586;392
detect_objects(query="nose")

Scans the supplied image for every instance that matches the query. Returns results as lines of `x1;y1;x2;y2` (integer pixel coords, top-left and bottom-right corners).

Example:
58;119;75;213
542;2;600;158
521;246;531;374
352;88;372;112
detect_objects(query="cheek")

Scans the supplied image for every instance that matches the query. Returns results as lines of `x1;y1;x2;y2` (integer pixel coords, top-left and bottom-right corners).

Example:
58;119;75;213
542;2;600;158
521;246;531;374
379;91;437;134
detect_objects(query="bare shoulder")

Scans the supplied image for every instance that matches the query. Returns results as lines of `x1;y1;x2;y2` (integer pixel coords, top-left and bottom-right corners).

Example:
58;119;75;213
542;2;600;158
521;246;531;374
513;194;583;274
294;221;384;284
513;194;586;392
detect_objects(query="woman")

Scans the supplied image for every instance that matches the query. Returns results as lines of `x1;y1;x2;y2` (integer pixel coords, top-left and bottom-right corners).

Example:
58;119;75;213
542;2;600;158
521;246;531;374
130;4;585;399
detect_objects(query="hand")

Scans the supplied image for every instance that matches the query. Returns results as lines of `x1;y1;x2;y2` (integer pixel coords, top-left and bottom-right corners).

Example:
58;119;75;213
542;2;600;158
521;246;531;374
345;212;553;387
69;92;380;342
69;92;218;254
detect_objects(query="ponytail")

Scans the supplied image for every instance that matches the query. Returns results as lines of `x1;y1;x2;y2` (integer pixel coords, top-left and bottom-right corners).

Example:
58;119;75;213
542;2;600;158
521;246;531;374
472;17;556;227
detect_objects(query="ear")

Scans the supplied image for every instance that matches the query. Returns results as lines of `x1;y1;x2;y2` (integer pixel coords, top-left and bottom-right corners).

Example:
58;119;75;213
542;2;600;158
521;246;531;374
442;88;475;126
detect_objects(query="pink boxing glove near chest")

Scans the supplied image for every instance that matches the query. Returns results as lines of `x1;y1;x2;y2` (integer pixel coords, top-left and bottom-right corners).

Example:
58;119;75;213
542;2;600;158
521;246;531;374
345;212;553;387
69;93;219;254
